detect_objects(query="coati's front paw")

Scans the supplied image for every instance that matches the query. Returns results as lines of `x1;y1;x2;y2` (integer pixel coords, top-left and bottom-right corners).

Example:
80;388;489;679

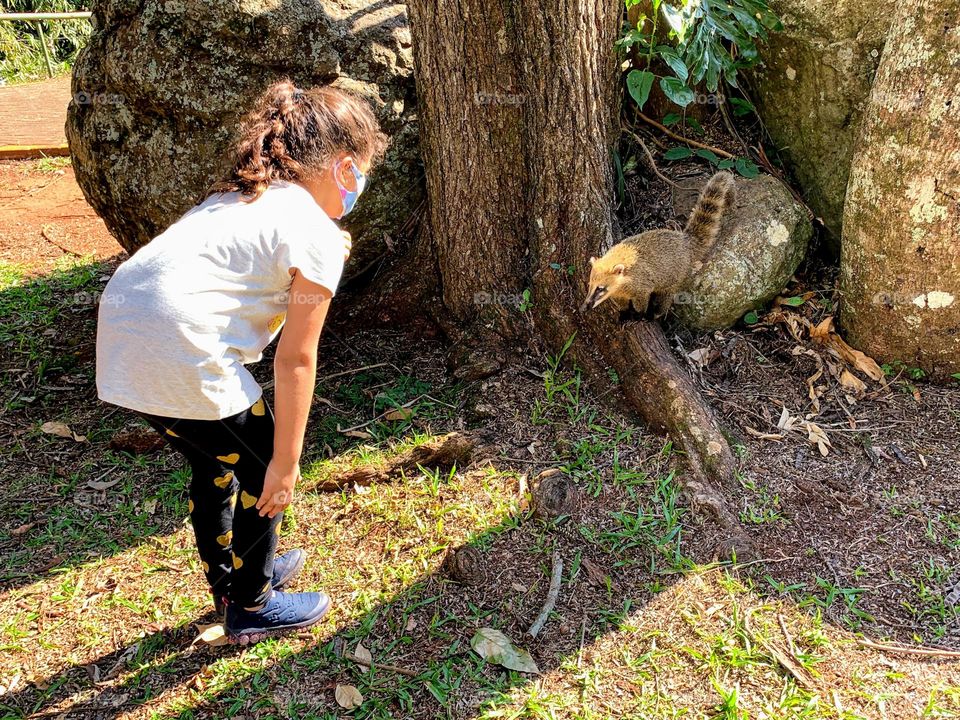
618;307;645;325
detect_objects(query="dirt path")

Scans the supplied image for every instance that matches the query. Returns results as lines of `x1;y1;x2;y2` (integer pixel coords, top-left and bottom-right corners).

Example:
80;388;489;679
0;159;123;271
0;75;73;151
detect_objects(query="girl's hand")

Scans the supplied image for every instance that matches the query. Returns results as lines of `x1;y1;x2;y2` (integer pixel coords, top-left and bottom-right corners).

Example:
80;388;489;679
341;230;352;261
256;458;300;518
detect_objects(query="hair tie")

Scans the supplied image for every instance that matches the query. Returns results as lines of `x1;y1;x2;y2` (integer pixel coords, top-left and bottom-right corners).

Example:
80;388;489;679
292;89;305;102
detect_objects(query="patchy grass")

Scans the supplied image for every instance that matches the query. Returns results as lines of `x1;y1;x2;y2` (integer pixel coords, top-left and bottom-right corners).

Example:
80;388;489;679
2;260;960;719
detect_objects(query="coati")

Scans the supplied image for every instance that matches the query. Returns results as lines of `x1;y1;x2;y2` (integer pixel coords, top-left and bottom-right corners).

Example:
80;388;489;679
581;171;735;320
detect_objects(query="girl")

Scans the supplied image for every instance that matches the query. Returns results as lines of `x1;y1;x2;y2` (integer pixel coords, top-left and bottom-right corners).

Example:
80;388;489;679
96;80;387;645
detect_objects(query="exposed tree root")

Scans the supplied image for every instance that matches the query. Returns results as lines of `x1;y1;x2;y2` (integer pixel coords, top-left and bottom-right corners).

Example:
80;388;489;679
314;432;474;490
563;308;753;557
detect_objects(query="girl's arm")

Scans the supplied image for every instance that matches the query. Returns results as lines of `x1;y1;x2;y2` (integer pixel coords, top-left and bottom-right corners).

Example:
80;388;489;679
256;270;333;518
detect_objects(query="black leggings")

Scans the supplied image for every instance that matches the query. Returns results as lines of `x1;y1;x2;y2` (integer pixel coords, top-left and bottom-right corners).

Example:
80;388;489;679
139;397;280;607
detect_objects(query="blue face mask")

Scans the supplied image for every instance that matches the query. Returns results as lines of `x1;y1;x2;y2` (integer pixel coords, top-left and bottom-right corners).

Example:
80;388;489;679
335;161;366;218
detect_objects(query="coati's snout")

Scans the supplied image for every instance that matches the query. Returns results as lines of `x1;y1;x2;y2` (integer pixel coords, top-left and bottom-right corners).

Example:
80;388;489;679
580;285;607;312
581;255;626;312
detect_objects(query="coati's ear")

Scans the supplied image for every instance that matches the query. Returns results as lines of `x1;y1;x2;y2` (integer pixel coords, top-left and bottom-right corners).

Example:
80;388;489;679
613;263;626;275
589;256;596;265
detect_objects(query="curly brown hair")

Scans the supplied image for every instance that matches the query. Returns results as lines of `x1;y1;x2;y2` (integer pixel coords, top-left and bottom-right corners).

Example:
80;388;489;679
209;79;388;202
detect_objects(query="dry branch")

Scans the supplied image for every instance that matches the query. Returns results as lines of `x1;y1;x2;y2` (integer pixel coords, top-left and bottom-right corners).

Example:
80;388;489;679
635;111;736;159
343;651;420;677
856;638;960;659
528;552;564;639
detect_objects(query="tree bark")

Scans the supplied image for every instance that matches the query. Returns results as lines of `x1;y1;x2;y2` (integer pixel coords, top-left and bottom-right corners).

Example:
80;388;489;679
407;0;750;552
840;0;960;381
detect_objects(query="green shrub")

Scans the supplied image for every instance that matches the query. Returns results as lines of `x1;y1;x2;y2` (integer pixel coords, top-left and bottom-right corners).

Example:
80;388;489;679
0;1;91;83
619;0;781;111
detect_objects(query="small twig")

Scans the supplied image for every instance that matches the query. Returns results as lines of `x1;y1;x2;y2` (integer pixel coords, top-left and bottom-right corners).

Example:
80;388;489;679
40;225;82;257
855;638;960;659
624;129;685;189
337;394;428;433
527;551;564;639
744;607;818;690
627;129;706;191
717;92;751;157
635;111;736;159
777;613;796;656
343;651;420;677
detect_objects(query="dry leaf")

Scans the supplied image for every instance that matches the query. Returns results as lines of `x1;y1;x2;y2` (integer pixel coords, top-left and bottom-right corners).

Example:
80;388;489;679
343;429;373;439
687;347;717;367
335;684;363;709
810;316;884;382
745;427;784;440
40;421;87;443
839;369;867;394
86;474;121;491
809;316;833;343
10;522;34;537
581;557;611;588
384;408;414;421
192;623;229;647
776;407;793;431
354;642;372;673
470;628;540;674
804;421;832;457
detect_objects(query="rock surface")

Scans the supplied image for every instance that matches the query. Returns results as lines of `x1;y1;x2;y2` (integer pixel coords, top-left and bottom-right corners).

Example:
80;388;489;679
673;174;812;331
66;0;422;272
749;0;893;245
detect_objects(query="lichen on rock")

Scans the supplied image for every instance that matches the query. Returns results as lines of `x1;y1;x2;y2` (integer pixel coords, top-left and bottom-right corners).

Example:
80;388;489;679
749;0;894;246
672;174;813;331
67;0;422;271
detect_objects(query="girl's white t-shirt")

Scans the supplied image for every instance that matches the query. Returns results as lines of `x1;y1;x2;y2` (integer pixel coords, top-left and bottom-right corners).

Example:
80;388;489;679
96;181;345;420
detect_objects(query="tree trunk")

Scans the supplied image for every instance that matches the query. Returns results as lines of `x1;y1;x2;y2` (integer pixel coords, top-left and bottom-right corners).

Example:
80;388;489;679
407;0;751;552
840;0;960;381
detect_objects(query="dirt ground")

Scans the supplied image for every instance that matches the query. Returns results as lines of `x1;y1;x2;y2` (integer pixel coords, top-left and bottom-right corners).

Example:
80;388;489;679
0;159;122;269
2;158;960;719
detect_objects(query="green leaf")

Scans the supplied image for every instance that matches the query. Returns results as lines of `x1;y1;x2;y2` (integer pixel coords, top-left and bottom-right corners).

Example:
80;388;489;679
735;157;760;178
662;113;682;126
951;373;960;381
661;2;685;35
626;69;655;110
781;296;805;307
744;311;759;325
658;48;689;82
663;146;693;160
660;77;695;107
684;117;705;134
729;97;755;116
471;628;540;674
717;159;736;169
695;148;721;165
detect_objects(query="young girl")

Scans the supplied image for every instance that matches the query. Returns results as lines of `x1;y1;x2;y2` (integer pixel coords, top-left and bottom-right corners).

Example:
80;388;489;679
96;80;387;645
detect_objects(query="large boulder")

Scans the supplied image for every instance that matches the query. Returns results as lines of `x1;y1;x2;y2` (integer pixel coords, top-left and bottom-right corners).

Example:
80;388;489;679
750;0;894;247
673;174;812;331
66;0;421;273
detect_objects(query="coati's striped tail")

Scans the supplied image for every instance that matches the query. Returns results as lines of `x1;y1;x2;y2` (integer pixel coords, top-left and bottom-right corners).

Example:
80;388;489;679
685;171;735;263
